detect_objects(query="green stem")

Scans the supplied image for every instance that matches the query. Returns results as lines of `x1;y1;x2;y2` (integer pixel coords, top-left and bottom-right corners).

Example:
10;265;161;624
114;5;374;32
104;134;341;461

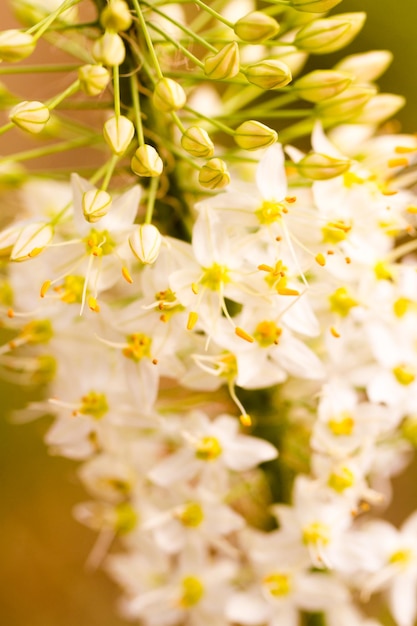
46;79;80;110
0;122;15;137
0;64;81;75
141;0;217;52
144;175;159;224
183;106;234;135
0;135;101;165
28;0;82;39
131;0;163;79
171;112;186;134
147;22;205;69
101;154;119;190
129;74;144;145
217;109;310;120
113;65;121;119
191;0;234;29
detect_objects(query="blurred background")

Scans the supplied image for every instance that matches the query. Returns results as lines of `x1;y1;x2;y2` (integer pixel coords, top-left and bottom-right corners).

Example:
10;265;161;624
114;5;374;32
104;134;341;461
0;1;417;625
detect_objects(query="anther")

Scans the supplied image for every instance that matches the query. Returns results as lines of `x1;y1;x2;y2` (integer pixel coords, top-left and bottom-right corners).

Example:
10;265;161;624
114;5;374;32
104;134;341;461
285;196;296;203
88;296;100;313
240;414;252;427
315;253;326;267
330;326;340;338
40;280;51;298
187;311;198;330
7;308;14;318
191;282;199;295
388;157;409;168
235;327;254;343
122;266;133;284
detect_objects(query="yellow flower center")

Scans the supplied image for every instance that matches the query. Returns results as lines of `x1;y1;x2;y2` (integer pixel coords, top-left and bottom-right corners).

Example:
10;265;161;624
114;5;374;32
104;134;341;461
177;502;204;527
256;201;284;225
329;286;358;317
195;436;222;461
327;466;355;493
122;333;152;361
327;412;355;436
115;502;138;534
56;275;85;304
79;390;109;420
85;229;116;256
393;297;413;318
263;572;292;597
254;320;282;348
322;221;351;244
21;319;53;344
302;521;330;547
393;365;415;386
374;260;394;281
200;263;230;291
180;576;205;607
389;549;412;568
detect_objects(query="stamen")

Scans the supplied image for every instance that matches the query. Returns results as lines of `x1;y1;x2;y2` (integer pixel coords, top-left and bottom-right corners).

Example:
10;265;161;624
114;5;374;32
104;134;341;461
187;311;198;330
40;280;51;297
235;327;254;343
88;296;100;313
122;266;133;284
388;157;409;168
315;253;326;267
330;326;340;338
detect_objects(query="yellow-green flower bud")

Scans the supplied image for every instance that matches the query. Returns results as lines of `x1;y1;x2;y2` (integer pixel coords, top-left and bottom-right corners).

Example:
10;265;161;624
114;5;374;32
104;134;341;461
103;115;135;155
293;70;352;103
152;78;186;113
316;84;376;121
100;0;132;32
181;127;214;158
11;222;54;261
0;29;35;62
244;60;292;90
9;100;50;134
131;144;163;177
78;64;110;97
290;0;343;12
204;42;240;80
234;12;280;43
335;50;393;83
297;152;351;180
198;159;230;189
234;120;277;151
294;13;366;55
129;223;162;265
82;189;112;223
92;31;126;66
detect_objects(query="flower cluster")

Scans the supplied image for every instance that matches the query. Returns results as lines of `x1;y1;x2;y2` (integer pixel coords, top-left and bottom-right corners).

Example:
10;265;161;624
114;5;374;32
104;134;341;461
1;1;417;626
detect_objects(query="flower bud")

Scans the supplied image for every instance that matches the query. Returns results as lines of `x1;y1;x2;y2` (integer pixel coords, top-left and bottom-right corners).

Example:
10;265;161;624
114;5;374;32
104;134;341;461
335;50;393;83
181;126;214;158
316;84;376;121
131;145;163;177
244;60;292;90
152;78;186;113
11;222;54;261
0;29;35;62
290;0;343;12
297;152;351;180
198;159;230;189
100;0;132;32
352;94;405;125
82;189;112;223
234;120;277;151
204;42;240;80
129;223;162;265
294;13;366;55
9;100;50;134
92;31;125;66
293;70;352;103
103;115;135;155
234;12;280;43
78;64;110;96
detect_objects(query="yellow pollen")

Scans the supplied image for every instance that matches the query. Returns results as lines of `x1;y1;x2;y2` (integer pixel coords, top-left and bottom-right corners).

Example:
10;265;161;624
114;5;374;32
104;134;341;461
388;157;409;168
315;253;326;267
235;327;254;343
253;320;282;348
374;260;394;281
285;196;297;203
343;171;364;187
302;521;330;547
345;256;351;264
40;280;51;298
177;502;204;527
191;282;199;294
122;333;152;362
393;365;415;386
88;296;100;313
240;413;252;427
28;247;43;258
381;189;398;197
195;436;222;461
330;326;341;338
389;549;412;567
180;576;204;608
263;572;292;597
122;266;133;284
328;412;355;436
406;206;417;214
7;308;14;318
395;146;417;154
322;221;351;245
187;311;198;330
393;297;413;317
258;264;274;273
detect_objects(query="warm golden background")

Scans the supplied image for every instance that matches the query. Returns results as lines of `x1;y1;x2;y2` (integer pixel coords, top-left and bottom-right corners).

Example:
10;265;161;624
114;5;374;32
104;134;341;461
0;1;416;625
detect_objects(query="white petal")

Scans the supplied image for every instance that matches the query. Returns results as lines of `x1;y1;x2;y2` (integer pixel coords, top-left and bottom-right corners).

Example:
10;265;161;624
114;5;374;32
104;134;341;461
256;144;287;202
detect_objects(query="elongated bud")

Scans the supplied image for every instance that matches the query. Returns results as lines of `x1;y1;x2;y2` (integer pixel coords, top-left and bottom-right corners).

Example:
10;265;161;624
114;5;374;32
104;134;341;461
198;159;230;189
204;42;240;80
294;13;366;55
234;120;277;151
100;0;132;32
234;12;280;43
103;115;135;155
290;0;343;12
131;145;163;177
335;50;393;83
92;31;126;66
78;64;110;96
244;59;292;90
297;153;351;180
11;222;54;261
181;126;214;158
9;100;50;134
152;78;186;113
82;189;112;223
129;224;162;264
293;70;352;103
316;85;376;121
0;29;35;62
